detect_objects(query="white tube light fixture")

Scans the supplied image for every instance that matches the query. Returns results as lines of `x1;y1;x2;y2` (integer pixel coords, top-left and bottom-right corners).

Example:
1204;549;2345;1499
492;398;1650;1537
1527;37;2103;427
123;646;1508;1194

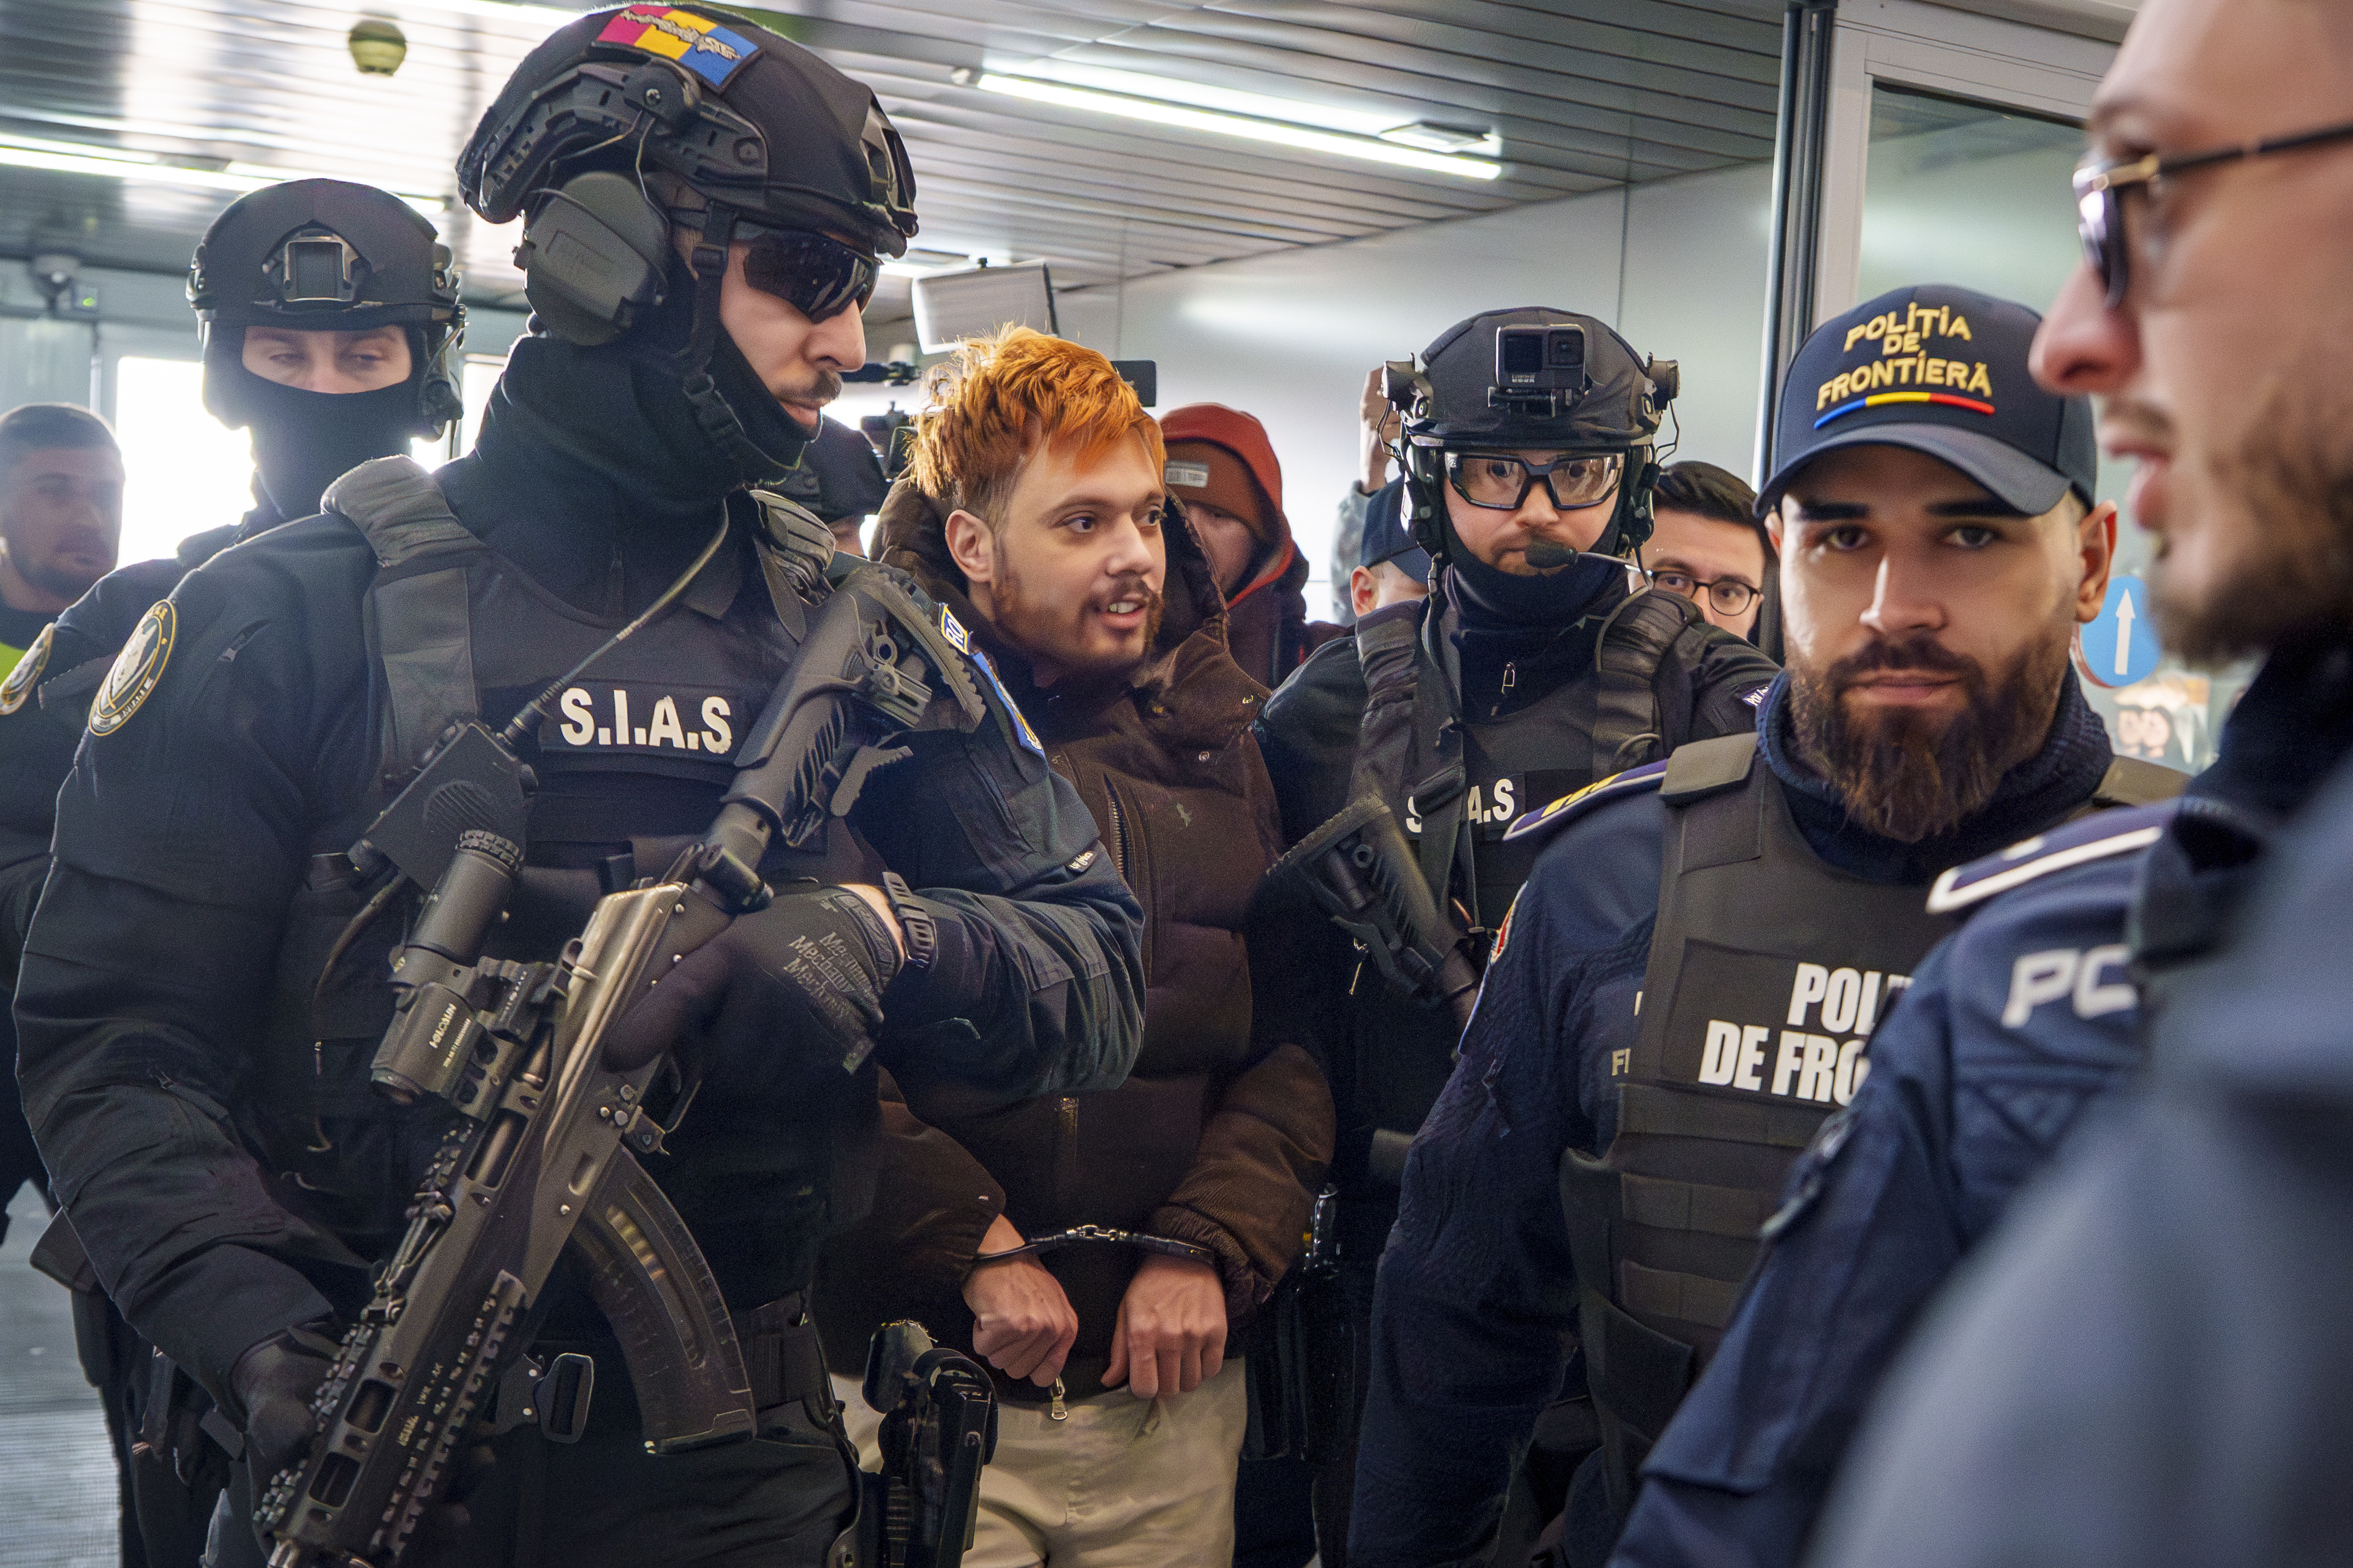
972;73;1504;181
0;135;446;214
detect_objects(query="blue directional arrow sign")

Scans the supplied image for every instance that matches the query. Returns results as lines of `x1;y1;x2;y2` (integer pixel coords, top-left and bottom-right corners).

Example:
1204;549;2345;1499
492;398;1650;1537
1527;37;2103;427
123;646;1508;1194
2079;574;2161;689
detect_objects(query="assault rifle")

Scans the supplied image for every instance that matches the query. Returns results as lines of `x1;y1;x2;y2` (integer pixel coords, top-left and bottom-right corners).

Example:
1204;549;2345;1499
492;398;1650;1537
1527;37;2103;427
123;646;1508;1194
257;562;985;1568
1262;795;1480;1190
1265;794;1480;1032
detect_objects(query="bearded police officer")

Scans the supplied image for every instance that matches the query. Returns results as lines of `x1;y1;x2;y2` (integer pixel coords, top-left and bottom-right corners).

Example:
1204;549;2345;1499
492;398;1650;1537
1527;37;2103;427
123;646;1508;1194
0;179;465;1568
1252;308;1775;1563
1347;286;2183;1568
14;10;1143;1566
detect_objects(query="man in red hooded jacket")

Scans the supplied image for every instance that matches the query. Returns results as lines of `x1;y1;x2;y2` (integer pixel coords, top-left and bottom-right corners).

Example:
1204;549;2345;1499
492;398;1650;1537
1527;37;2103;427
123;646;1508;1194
1162;403;1336;688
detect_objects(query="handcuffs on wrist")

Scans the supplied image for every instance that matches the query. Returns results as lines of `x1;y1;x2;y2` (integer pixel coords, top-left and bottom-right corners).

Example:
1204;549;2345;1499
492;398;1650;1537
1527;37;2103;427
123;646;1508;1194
972;1223;1216;1269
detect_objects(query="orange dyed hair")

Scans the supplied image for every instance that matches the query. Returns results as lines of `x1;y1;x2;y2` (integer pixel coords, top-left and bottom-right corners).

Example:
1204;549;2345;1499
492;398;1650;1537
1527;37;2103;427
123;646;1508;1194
909;326;1164;527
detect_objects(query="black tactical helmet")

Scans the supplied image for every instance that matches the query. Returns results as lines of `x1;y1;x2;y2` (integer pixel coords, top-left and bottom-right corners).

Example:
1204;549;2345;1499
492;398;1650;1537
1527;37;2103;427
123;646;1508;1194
1386;307;1679;560
462;4;916;257
189;178;464;437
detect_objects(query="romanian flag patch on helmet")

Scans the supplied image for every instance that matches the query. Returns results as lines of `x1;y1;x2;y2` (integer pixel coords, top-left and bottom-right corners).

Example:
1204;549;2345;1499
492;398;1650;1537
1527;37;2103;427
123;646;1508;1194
595;7;760;88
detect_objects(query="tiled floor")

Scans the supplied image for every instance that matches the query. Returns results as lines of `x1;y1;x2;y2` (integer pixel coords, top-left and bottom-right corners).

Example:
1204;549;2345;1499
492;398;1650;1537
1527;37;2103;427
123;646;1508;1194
0;1183;119;1567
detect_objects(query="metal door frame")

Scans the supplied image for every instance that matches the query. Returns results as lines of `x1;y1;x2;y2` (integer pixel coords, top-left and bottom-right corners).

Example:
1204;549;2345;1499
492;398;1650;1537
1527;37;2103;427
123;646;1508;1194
1755;0;2116;470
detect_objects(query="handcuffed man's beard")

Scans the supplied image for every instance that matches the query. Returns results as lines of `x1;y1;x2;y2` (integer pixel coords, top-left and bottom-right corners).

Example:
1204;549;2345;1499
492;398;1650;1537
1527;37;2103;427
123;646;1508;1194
990;550;1165;679
2156;372;2353;666
1789;626;2069;843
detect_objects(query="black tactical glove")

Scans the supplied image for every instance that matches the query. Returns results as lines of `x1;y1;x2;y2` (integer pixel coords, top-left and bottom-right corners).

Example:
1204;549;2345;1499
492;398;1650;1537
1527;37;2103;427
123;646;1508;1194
604;885;903;1078
225;1320;340;1482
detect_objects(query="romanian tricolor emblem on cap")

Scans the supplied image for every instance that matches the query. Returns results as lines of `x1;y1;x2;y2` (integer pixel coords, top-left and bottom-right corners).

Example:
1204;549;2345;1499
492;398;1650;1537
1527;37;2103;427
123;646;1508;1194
1815;389;1997;430
595;6;759;88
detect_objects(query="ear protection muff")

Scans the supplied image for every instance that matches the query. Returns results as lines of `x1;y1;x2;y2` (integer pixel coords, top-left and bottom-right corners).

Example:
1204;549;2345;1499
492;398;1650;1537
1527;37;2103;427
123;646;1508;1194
514;168;671;346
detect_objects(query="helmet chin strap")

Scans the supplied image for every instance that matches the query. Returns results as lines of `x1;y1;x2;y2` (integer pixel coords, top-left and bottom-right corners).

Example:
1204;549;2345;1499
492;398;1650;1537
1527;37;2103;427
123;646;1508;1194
669;201;808;487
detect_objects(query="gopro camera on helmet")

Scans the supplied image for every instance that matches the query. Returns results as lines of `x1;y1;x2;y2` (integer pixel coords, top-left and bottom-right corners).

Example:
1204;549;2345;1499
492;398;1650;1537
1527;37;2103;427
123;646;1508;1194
1492;323;1588;416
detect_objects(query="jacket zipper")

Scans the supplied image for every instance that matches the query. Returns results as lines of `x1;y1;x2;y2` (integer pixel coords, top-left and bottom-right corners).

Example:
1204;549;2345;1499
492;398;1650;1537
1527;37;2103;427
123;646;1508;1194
1104;784;1131;883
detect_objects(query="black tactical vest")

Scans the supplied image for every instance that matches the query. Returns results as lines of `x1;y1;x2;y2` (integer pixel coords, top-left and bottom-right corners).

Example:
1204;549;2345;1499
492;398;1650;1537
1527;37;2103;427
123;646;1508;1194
251;459;865;1281
1560;731;2185;1512
1358;582;1712;934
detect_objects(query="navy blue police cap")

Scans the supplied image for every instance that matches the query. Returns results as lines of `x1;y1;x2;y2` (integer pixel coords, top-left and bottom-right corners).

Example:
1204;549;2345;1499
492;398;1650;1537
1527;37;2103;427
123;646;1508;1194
1761;283;2096;518
1358;482;1431;583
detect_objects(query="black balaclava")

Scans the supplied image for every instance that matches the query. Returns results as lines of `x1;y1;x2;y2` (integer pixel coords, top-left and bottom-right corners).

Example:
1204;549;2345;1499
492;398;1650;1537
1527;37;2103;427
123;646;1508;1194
1445;528;1630;722
439;261;815;620
231;345;426;522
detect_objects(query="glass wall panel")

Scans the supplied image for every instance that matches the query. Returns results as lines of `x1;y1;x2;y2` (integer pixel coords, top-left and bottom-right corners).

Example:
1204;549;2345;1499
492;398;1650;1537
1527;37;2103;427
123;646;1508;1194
1860;83;2246;772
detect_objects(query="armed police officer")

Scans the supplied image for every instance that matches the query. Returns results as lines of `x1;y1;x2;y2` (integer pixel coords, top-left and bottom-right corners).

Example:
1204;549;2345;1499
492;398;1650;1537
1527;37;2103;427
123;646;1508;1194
1252;309;1775;1563
15;9;1143;1566
1348;286;2182;1568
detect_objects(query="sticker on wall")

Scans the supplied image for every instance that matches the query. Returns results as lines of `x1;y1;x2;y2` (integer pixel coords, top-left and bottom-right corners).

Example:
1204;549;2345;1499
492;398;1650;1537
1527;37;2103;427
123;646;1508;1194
2076;574;2161;690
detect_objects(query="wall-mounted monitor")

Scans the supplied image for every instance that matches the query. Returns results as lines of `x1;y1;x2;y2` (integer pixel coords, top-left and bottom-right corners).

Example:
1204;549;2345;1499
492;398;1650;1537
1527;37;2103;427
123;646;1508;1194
913;261;1059;353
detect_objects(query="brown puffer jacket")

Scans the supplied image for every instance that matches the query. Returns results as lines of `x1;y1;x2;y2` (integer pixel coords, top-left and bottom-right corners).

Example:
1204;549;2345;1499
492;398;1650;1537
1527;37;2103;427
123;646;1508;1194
812;481;1335;1403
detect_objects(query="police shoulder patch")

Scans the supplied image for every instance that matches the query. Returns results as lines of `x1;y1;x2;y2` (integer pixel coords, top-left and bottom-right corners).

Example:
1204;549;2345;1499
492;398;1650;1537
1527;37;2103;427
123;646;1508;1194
968;647;1045;757
89;601;175;737
1926;800;2182;915
0;621;55;716
1500;760;1668;845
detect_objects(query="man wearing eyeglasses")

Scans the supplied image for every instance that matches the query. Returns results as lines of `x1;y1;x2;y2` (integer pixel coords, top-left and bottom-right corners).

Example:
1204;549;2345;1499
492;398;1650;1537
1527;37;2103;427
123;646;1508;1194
1646;461;1775;645
1252;308;1774;1564
1799;6;2353;1566
1345;284;2186;1568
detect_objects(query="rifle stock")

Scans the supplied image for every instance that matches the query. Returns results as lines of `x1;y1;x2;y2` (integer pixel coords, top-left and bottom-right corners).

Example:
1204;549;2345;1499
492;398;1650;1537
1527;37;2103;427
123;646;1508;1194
1263;795;1479;1030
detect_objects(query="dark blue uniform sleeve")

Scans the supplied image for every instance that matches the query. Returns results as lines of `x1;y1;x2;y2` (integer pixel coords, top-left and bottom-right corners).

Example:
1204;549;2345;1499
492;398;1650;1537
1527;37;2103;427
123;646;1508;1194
15;522;381;1403
860;704;1145;1098
1613;855;2148;1568
1349;798;1665;1567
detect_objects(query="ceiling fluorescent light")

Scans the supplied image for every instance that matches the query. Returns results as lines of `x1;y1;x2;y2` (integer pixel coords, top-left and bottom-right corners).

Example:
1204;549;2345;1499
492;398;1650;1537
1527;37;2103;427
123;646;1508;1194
0;135;449;214
973;75;1504;181
0;139;269;193
1010;61;1399;138
1380;122;1502;157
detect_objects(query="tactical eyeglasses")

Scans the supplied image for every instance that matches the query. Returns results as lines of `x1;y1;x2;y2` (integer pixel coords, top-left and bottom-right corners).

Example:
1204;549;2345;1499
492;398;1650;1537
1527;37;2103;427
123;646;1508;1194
1648;569;1759;617
1444;450;1623;512
2074;118;2353;307
737;226;879;323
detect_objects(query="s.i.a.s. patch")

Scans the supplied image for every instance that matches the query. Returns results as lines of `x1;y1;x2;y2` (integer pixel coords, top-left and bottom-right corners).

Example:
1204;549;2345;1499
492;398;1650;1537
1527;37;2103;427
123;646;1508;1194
0;621;54;716
89;602;175;736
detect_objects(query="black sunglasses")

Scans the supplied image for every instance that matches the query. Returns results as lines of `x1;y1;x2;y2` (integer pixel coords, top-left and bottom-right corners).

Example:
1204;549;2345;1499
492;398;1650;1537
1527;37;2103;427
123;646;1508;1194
2075;118;2353;307
737;226;879;323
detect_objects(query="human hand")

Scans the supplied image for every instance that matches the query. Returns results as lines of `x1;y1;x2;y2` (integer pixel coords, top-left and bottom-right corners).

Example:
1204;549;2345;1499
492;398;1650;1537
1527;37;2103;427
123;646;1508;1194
603;885;901;1075
1102;1253;1227;1399
963;1214;1079;1386
1359;367;1401;492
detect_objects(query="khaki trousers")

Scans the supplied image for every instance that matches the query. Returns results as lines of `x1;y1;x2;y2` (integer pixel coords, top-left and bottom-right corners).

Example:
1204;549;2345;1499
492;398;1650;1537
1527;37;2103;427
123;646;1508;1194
834;1357;1249;1568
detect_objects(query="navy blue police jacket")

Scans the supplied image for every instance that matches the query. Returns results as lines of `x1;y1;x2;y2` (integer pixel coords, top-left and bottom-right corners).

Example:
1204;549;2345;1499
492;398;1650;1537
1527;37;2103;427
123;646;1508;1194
12;338;1146;1408
1803;633;2353;1568
1608;637;2336;1568
1347;670;2122;1568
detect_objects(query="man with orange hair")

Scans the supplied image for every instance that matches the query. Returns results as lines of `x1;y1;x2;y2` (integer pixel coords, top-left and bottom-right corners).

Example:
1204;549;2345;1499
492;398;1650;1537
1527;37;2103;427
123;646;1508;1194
816;327;1334;1567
